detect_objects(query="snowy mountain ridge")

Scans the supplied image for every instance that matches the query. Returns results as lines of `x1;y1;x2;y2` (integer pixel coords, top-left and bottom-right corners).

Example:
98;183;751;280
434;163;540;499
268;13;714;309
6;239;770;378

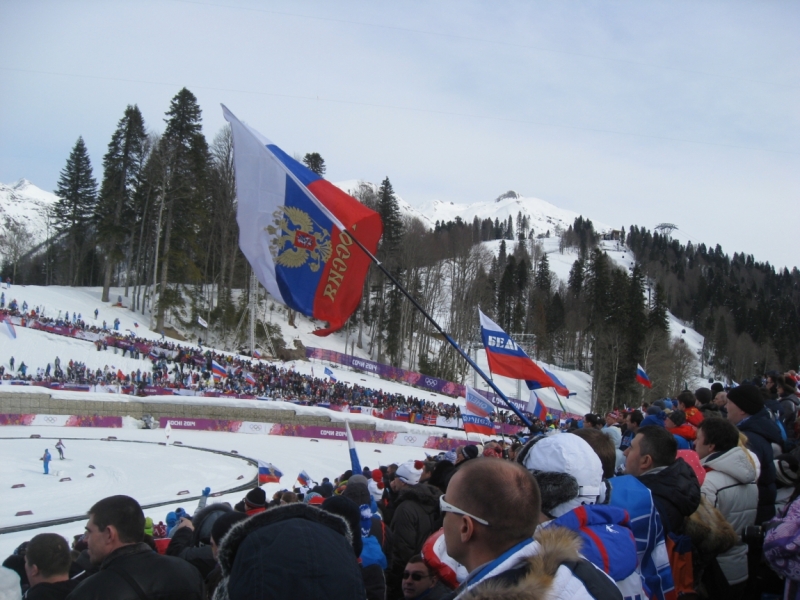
0;179;59;251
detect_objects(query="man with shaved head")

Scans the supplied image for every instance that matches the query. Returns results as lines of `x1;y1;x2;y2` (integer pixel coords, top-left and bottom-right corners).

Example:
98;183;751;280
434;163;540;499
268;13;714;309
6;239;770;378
441;458;619;599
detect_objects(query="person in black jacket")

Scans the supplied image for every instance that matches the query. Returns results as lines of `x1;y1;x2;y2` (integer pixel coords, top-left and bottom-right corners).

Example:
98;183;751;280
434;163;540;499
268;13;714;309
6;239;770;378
213;503;366;600
65;495;204;600
727;384;784;523
24;533;79;600
387;461;442;600
624;425;701;535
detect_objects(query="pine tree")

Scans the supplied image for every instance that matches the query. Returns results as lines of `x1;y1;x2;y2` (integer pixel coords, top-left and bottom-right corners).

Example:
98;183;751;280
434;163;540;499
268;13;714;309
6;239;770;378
302;152;326;175
534;253;552;296
96;105;147;302
377;177;404;264
568;257;584;296
54;136;98;285
647;282;669;332
153;88;210;331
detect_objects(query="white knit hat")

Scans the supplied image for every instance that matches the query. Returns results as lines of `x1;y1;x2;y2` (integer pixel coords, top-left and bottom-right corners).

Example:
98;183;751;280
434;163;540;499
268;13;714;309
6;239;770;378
395;460;424;485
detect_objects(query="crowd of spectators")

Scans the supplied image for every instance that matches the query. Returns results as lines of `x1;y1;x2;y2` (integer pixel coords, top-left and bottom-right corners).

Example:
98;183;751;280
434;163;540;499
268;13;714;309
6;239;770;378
4;372;800;599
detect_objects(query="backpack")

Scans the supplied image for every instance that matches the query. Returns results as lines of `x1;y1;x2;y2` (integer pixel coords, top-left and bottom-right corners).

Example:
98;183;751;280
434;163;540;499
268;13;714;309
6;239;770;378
665;532;694;598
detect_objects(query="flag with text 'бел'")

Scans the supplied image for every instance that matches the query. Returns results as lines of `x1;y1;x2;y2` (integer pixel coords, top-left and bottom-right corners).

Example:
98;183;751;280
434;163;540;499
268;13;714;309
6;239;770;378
479;310;557;390
223;105;383;336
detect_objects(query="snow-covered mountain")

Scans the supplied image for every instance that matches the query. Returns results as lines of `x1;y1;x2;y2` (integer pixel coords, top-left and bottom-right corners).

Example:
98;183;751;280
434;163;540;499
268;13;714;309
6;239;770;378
0;179;59;254
334;180;611;236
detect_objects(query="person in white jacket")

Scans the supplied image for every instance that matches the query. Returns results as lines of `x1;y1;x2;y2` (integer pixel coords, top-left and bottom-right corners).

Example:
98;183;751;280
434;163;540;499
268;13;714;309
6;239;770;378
696;417;759;598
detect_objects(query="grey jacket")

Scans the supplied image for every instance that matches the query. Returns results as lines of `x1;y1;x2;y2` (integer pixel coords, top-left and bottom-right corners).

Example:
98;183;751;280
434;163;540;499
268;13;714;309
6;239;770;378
701;445;759;585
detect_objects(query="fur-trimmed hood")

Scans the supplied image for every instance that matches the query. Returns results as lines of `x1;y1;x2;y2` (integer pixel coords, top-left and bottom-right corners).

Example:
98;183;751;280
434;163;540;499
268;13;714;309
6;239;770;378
457;526;620;600
213;503;366;600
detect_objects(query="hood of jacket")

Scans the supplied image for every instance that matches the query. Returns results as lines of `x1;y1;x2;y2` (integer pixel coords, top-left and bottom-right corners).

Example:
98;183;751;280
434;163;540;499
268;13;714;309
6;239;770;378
550;505;639;583
702;446;757;485
192;503;233;547
214;503;366;600
458;526;620;600
396;482;442;514
668;423;697;441
639;458;701;534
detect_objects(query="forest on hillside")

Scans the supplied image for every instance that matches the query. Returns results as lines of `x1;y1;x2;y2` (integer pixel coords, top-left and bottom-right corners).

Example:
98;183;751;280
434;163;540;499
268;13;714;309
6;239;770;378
2;87;798;413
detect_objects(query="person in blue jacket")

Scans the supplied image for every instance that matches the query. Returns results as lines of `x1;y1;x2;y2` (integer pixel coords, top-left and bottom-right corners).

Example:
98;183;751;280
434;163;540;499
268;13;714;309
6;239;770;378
42;449;51;474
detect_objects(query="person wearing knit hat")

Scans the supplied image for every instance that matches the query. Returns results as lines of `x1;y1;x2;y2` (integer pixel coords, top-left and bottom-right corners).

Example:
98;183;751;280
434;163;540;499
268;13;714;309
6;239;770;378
242;487;267;516
665;409;696;449
455;445;479;465
387;460;442;596
368;469;385;504
726;383;784;523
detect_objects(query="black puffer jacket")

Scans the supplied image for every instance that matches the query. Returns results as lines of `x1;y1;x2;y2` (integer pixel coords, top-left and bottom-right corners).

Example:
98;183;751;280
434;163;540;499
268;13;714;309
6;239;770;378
213;503;366;600
638;458;701;535
739;409;784;523
65;543;204;600
388;483;442;597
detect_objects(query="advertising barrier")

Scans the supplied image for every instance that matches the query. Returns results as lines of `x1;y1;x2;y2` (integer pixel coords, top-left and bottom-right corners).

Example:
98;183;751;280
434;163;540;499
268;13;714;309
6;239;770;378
0;414;122;427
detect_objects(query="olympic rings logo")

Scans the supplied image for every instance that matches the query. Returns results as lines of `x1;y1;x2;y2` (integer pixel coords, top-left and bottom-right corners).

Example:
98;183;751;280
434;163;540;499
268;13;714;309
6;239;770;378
424;378;438;387
249;424;262;431
45;416;56;423
404;435;417;443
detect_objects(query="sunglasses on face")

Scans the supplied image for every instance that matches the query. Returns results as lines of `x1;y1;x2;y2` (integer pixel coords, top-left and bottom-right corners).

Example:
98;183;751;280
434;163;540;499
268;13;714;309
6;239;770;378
439;495;490;525
403;571;432;581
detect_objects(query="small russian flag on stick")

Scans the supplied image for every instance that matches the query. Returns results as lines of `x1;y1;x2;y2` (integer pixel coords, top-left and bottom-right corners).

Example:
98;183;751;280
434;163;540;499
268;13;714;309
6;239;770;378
297;470;311;487
636;364;653;389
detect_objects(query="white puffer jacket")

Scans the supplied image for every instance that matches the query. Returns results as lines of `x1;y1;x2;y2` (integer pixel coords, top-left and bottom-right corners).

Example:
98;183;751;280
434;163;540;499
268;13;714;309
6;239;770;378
701;446;759;585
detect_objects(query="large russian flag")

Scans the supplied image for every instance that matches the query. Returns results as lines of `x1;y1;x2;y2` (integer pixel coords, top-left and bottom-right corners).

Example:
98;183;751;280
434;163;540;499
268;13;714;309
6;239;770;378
479;310;556;389
636;364;653;389
257;460;283;484
223;106;383;336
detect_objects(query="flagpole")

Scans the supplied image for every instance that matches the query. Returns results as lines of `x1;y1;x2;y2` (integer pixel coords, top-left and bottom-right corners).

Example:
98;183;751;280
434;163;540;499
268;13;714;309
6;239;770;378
338;232;533;428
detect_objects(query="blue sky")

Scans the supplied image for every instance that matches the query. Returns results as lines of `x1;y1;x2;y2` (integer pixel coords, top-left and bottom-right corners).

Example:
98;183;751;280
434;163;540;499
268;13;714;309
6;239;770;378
1;0;798;268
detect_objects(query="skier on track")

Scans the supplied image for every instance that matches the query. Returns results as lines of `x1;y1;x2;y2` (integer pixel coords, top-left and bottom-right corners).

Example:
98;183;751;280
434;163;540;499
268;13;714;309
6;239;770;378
56;439;66;460
42;449;51;474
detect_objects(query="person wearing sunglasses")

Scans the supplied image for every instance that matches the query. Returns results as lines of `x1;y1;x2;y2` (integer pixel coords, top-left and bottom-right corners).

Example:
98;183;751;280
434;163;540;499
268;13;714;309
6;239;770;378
441;458;620;599
401;555;448;600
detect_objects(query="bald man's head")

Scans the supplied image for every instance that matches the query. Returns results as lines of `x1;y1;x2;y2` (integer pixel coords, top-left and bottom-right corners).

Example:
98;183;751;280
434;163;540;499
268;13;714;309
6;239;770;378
447;458;540;554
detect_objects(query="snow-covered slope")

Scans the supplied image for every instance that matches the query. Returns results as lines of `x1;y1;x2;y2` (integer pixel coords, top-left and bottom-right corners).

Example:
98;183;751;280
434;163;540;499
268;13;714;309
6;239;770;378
0;179;59;253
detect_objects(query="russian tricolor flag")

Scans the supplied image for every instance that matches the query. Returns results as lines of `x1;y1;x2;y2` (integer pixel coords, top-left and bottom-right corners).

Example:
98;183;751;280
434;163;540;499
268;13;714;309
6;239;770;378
463;386;496;436
223;106;383;336
636;364;653;389
345;420;362;474
211;360;227;380
297;470;311;487
2;317;16;340
526;367;570;398
527;391;548;421
479;310;558;390
324;367;337;382
257;460;283;484
252;349;261;359
245;372;256;385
